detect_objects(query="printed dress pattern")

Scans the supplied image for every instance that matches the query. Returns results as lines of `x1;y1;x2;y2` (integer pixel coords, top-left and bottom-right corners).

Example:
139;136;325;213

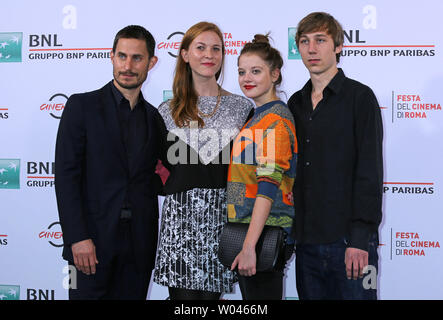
154;188;235;292
153;95;253;293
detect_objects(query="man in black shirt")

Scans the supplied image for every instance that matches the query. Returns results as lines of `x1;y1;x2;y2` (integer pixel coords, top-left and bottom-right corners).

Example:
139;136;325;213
55;25;160;299
288;12;383;299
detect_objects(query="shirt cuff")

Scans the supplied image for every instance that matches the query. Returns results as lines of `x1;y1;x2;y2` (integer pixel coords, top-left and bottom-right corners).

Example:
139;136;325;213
349;224;371;252
256;181;279;202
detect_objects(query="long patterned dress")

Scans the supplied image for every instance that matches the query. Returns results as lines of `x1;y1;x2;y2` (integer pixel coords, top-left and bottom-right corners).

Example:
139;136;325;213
153;94;253;293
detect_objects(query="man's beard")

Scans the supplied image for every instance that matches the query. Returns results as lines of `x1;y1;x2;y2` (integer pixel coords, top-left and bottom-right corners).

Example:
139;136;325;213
114;71;147;90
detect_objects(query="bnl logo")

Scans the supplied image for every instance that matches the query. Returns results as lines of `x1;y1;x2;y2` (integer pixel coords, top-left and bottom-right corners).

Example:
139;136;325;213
0;159;20;189
0;285;19;300
288;28;301;60
0;285;55;300
163;90;173;102
27;289;55;300
0;33;22;63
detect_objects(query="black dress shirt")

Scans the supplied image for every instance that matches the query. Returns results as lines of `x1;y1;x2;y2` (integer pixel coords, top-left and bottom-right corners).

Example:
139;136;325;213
287;69;383;251
111;81;148;209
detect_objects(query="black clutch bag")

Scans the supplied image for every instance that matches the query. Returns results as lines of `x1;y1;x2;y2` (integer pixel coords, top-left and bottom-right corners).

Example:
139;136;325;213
218;222;286;272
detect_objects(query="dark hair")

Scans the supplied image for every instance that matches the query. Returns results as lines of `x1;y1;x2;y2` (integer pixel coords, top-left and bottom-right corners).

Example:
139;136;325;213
238;33;284;89
112;25;156;58
296;12;344;63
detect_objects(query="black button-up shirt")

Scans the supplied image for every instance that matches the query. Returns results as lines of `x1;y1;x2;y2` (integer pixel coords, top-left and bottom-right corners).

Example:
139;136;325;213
111;81;148;209
288;69;383;251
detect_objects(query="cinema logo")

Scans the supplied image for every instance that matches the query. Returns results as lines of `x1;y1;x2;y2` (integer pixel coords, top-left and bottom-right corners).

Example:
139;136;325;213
157;31;184;58
393;93;441;121
392;230;440;258
26;161;55;188
158;31;248;58
28;33;110;60
383;182;434;195
40;93;67;119
223;32;249;55
39;222;63;248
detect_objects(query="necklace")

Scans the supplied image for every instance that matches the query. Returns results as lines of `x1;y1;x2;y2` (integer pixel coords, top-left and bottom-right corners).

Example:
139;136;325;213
198;85;221;118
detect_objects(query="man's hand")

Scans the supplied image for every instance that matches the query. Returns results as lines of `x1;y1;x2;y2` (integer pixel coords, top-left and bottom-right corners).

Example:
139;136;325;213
345;247;368;280
71;239;99;275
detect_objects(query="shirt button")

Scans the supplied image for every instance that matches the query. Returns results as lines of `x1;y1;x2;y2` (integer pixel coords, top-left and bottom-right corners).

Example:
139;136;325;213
306;138;310;143
309;117;313;121
305;161;311;166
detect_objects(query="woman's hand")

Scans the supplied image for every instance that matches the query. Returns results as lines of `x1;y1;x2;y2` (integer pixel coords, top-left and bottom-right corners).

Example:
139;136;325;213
231;245;257;277
230;197;272;277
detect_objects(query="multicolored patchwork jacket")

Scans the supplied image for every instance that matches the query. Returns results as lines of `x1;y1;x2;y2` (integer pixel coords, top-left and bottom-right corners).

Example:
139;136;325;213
227;100;297;236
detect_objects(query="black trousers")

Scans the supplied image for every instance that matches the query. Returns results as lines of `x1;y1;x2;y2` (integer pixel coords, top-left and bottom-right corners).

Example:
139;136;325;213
68;219;151;300
238;270;284;300
168;287;221;300
237;244;294;300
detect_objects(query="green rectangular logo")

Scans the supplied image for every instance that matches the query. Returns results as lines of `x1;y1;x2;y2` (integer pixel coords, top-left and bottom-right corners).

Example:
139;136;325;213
163;90;173;102
0;32;23;63
0;159;20;189
0;285;20;300
288;27;301;60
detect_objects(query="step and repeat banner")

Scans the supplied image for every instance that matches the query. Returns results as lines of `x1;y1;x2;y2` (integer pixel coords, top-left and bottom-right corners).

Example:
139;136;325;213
1;0;442;300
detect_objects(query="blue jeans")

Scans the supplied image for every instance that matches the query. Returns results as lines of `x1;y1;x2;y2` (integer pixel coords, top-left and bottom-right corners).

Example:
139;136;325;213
295;235;378;300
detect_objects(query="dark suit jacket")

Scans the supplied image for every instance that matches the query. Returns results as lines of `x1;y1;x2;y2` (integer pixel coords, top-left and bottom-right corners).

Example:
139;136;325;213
55;81;160;272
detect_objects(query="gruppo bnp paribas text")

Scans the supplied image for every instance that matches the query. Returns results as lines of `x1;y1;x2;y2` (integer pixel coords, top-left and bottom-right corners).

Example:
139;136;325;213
28;34;110;60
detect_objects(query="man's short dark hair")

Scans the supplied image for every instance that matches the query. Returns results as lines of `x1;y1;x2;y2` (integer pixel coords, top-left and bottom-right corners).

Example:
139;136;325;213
112;25;156;58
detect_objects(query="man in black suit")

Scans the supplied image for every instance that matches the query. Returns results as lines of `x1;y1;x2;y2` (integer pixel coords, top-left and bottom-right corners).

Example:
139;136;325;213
55;25;160;299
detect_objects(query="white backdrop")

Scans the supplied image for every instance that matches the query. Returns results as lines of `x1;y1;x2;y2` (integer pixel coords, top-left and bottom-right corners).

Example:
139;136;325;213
0;0;442;300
